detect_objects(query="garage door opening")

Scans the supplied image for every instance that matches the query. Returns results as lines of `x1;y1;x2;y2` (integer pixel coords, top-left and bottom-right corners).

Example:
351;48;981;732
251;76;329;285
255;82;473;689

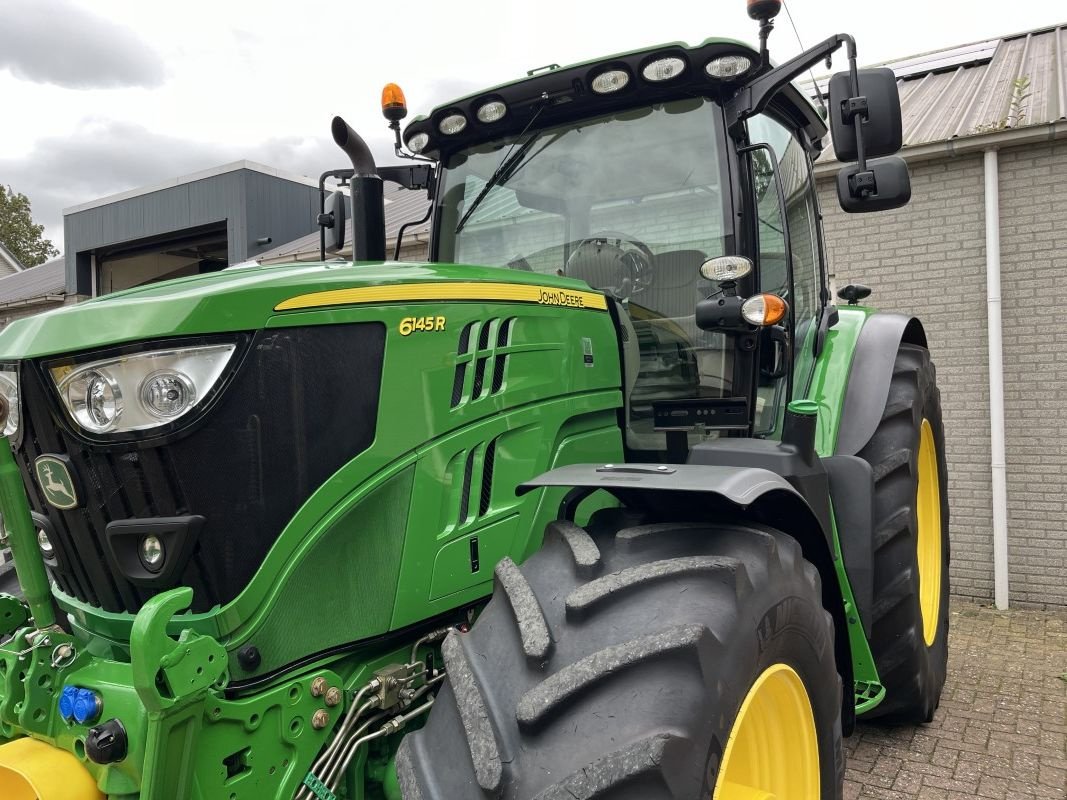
96;223;228;295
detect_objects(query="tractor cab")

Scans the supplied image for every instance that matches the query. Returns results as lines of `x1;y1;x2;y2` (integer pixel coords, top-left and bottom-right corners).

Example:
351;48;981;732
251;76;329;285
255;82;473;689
430;85;826;457
377;24;910;463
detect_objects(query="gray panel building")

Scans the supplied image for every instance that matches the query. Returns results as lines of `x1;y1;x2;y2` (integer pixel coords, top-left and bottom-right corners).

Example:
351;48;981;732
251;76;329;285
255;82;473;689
62;161;322;298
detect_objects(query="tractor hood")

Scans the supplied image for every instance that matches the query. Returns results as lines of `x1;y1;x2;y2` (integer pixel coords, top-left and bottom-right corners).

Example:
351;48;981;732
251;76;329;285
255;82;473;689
0;261;600;359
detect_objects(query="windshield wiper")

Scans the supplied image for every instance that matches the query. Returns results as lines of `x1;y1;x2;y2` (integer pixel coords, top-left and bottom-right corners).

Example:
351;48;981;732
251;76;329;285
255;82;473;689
455;103;548;235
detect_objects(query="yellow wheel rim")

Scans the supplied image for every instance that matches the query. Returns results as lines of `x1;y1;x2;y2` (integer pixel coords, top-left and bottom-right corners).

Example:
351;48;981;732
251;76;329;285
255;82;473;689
916;418;943;646
712;663;819;800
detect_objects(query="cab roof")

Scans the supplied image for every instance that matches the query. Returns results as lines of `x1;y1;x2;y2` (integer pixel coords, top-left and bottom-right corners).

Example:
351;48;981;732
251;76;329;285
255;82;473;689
403;38;826;160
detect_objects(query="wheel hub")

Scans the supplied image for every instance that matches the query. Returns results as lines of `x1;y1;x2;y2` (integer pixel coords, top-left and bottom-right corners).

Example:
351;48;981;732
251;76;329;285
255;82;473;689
916;418;943;646
712;663;819;799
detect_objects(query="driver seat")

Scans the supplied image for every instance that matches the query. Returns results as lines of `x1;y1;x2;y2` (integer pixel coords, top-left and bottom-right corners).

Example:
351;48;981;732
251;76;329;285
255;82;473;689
635;249;707;320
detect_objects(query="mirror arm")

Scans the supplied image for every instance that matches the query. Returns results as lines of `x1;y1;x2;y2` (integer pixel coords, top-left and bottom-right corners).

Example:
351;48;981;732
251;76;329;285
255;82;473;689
833;34;883;198
318;168;354;261
839;34;869;172
378;164;436;193
727;33;848;137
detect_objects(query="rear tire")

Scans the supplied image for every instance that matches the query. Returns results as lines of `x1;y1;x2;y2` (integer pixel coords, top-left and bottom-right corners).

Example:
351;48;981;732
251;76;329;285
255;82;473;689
857;343;950;723
397;511;844;799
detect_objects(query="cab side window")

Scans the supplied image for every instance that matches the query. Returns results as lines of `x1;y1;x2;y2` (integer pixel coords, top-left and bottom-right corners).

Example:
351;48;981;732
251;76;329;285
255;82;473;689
747;114;825;431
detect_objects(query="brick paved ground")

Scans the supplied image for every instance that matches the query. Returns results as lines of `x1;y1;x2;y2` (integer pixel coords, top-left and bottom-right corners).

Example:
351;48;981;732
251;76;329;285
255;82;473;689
845;601;1067;799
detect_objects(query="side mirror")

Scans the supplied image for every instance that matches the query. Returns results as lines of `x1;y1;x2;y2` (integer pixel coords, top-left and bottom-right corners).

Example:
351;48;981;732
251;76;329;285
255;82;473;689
828;67;902;162
836;156;911;213
319;189;346;253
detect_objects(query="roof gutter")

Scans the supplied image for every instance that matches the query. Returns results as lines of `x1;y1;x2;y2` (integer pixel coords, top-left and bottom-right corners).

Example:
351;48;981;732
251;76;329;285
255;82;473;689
0;294;66;311
813;119;1067;177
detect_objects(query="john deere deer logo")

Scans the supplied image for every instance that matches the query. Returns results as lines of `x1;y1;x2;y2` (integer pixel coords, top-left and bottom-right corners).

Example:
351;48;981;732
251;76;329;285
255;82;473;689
34;456;79;510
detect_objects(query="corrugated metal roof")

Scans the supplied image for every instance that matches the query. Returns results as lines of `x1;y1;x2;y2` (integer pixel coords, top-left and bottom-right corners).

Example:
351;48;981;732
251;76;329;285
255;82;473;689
257;181;431;264
808;23;1067;162
0;257;65;306
0;242;26;274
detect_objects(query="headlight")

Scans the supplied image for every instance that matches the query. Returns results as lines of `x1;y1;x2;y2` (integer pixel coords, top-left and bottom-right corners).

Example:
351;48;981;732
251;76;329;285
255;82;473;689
705;54;754;79
407;132;430;153
0;367;20;437
641;56;686;82
591;69;630;94
50;344;236;435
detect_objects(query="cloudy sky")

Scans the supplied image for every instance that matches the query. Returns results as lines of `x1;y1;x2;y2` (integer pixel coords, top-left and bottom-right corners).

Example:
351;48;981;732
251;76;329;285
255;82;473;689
2;0;1064;253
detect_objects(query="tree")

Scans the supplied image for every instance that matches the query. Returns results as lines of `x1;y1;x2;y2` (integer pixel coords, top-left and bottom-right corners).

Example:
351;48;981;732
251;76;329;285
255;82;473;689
0;185;59;268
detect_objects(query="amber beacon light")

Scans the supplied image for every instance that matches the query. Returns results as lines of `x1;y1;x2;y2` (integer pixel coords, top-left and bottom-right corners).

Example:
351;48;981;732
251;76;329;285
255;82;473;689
381;83;408;123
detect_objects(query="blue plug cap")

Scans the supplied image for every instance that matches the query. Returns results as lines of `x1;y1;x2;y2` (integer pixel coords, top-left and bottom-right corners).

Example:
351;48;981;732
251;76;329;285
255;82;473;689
58;685;79;721
72;688;102;725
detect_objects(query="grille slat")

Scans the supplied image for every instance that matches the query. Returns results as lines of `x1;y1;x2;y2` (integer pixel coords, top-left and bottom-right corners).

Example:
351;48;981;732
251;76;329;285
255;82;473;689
457;322;476;355
450;364;467;408
479;439;497;517
458;449;475;525
491;356;507;394
472;358;488;399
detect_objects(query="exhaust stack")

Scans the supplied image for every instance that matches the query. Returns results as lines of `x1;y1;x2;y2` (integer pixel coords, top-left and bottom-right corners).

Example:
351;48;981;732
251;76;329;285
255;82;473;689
330;116;386;261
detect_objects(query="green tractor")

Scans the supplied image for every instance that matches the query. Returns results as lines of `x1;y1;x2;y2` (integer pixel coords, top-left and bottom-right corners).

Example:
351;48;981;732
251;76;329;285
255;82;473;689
0;2;949;798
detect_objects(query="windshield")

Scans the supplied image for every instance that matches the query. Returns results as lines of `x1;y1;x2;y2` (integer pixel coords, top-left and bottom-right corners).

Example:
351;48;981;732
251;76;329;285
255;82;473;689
436;98;732;454
438;98;728;270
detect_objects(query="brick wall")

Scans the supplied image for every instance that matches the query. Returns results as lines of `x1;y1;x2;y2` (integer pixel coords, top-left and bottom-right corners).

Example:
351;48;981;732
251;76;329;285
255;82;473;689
818;139;1067;608
995;141;1067;607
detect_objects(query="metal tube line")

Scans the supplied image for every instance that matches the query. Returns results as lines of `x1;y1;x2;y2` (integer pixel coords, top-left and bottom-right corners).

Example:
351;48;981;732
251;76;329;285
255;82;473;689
322;673;444;790
327;696;437;794
295;681;381;800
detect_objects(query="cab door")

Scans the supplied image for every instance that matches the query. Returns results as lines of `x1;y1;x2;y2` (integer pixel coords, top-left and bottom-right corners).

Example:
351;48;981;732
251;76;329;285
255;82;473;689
745;112;826;436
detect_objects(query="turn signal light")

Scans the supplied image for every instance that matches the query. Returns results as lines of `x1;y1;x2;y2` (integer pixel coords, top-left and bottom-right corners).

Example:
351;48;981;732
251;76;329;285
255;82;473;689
381;83;408;123
741;293;788;326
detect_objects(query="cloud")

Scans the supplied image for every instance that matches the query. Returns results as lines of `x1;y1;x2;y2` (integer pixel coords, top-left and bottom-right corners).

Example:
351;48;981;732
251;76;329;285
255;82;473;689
423;78;486;109
0;0;166;89
0;118;400;251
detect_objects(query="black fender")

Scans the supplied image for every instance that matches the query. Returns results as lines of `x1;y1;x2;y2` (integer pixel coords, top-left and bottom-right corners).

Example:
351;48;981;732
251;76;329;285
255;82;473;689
836;313;927;456
519;462;857;734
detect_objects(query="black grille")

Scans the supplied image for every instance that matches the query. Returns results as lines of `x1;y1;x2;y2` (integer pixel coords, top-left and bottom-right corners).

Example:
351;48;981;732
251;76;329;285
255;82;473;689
16;324;385;613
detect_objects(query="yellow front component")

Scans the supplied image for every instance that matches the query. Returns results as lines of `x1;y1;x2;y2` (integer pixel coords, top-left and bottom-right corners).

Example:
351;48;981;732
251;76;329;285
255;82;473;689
0;737;103;800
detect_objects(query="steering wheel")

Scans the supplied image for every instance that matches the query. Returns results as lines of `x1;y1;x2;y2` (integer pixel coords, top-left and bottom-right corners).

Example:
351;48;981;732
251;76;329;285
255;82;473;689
565;231;655;300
